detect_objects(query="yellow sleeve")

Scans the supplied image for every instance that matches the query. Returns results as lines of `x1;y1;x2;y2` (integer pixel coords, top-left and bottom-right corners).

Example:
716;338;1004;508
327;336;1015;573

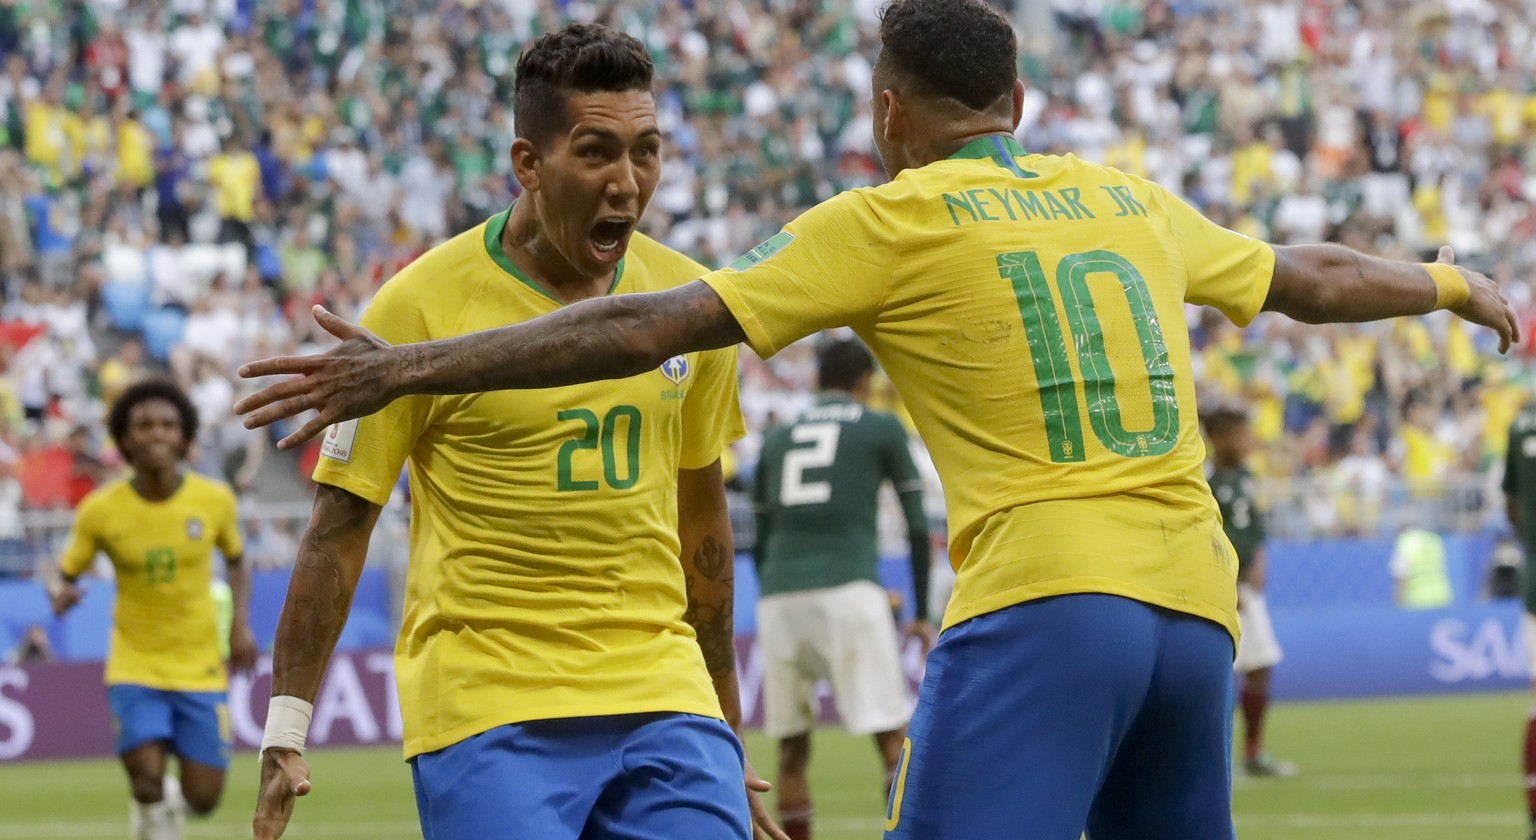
216;485;244;558
59;497;101;577
1157;185;1276;326
701;190;895;358
311;280;437;506
680;345;746;470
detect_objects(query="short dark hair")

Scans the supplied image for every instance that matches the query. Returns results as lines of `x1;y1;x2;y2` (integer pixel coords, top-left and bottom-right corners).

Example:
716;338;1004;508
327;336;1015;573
108;379;199;459
818;340;875;392
512;24;654;145
878;0;1017;111
1201;407;1249;437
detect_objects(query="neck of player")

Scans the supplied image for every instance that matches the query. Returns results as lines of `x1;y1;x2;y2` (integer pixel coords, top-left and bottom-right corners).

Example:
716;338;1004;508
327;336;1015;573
131;463;184;502
502;201;614;305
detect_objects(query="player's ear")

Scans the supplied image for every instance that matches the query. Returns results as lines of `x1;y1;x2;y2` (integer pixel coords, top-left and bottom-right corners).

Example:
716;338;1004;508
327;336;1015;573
510;137;541;192
1010;79;1026;132
881;90;903;145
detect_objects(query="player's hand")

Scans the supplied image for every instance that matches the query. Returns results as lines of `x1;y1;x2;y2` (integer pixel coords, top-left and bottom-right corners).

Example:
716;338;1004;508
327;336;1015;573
252;748;311;840
235;306;400;450
1441;246;1520;354
49;581;82;616
743;755;790;840
904;619;938;657
229;623;259;673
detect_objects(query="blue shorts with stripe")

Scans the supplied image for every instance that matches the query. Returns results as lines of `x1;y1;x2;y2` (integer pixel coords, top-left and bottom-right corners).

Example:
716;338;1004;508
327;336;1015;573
106;684;231;769
884;593;1236;840
410;712;751;840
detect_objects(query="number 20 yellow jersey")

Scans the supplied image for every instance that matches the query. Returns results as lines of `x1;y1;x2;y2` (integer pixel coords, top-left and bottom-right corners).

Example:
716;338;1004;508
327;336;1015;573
314;209;745;759
703;135;1275;642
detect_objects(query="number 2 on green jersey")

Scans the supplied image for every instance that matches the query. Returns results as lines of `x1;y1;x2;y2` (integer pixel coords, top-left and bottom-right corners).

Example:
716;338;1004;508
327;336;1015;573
1000;249;1179;463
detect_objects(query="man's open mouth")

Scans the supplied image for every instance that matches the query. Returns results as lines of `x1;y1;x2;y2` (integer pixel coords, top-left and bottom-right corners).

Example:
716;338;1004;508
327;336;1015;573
591;218;634;256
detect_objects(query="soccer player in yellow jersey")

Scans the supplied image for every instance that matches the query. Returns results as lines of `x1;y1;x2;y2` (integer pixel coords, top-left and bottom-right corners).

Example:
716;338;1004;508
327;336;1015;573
237;2;1518;837
52;380;255;840
248;25;782;840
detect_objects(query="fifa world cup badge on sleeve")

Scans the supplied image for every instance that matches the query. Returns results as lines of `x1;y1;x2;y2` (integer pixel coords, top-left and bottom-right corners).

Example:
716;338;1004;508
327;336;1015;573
321;419;359;463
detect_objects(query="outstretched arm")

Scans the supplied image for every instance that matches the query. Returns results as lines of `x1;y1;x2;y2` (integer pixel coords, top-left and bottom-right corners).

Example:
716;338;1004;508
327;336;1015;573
238;281;746;449
1263;245;1517;350
253;484;381;840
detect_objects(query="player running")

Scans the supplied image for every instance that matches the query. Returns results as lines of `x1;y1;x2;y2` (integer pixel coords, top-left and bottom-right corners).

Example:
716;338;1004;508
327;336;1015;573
1204;407;1296;778
248;25;783;840
752;339;932;839
235;0;1518;836
51;379;255;840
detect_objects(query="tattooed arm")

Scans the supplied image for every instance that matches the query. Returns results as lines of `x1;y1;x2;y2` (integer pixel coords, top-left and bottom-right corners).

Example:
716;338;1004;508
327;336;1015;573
676;461;742;729
1263;245;1513;350
254;484;380;840
677;461;789;840
238;282;748;448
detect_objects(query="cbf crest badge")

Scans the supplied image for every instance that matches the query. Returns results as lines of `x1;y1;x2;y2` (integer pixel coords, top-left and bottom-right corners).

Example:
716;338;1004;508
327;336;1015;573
186;517;204;540
659;355;691;386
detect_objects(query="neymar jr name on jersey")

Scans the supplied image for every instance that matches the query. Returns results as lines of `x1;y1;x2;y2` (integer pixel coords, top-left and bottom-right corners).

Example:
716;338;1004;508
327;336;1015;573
942;183;1151;227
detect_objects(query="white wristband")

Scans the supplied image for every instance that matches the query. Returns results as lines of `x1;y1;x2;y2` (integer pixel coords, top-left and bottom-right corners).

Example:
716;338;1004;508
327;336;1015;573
260;696;314;755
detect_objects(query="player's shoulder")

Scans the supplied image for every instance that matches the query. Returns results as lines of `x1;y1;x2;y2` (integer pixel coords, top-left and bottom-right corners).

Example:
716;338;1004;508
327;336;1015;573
182;472;238;506
368;220;496;313
621;233;710;292
75;478;130;519
858;405;906;435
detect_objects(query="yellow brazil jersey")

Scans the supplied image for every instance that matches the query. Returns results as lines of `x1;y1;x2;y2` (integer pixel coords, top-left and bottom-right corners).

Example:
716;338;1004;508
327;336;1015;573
703;135;1274;641
313;208;745;759
208;151;259;221
59;474;243;691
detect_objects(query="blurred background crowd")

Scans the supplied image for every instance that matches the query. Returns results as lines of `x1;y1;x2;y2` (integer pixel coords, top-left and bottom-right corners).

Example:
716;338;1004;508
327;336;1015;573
0;0;1535;578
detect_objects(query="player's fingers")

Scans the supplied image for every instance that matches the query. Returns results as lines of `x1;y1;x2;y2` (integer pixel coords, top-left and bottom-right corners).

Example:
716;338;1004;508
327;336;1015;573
277;414;331;451
746;775;773;792
1437;245;1455;264
312;305;369;342
243;396;312;432
239;355;326;380
235;377;317;416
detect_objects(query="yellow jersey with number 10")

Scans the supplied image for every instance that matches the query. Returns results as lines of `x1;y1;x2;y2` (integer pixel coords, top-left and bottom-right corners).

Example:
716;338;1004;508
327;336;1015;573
313;209;745;759
703;135;1275;642
59;474;243;692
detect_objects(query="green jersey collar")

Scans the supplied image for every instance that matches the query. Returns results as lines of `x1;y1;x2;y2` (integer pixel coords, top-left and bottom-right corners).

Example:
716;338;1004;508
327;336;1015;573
947;133;1036;178
482;204;625;304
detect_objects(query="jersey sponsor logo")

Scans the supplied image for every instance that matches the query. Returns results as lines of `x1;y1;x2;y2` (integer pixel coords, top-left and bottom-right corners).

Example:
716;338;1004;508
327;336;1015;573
186;517;203;540
659;355;691;385
728;231;795;271
321;419;360;463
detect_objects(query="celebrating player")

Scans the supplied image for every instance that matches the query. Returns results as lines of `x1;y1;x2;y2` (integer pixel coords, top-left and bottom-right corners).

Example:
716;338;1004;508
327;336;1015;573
752;339;931;839
235;0;1518;836
51;379;255;840
248;25;783;840
1204;407;1296;778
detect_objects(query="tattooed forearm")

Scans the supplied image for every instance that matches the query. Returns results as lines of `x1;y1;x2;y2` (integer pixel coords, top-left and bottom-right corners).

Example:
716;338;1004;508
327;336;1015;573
398;281;748;398
683;535;736;680
270;485;381;701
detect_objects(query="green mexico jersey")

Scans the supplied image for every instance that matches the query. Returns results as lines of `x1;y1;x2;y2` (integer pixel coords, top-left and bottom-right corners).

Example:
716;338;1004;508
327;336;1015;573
1208;463;1265;578
1502;402;1536;611
753;395;923;598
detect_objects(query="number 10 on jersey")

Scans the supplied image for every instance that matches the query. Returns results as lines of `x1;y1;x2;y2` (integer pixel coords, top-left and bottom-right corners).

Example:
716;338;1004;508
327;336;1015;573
1000;249;1180;463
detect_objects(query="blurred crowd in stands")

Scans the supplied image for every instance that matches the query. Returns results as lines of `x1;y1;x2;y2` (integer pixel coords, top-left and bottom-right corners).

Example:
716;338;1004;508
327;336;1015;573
0;0;1533;571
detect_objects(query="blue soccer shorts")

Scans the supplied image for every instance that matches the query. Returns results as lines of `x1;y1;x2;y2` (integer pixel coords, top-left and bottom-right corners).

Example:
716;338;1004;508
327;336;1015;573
106;684;232;770
884;593;1236;840
410;712;751;840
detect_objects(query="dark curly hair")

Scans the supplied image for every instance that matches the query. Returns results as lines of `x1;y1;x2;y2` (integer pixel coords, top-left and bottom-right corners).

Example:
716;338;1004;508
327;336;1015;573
108;379;199;461
878;0;1017;111
1200;406;1250;437
513;24;654;145
818;340;876;392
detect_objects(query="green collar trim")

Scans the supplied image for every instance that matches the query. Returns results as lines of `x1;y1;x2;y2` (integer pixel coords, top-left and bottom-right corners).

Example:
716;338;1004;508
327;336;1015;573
482;204;625;304
948;134;1036;178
